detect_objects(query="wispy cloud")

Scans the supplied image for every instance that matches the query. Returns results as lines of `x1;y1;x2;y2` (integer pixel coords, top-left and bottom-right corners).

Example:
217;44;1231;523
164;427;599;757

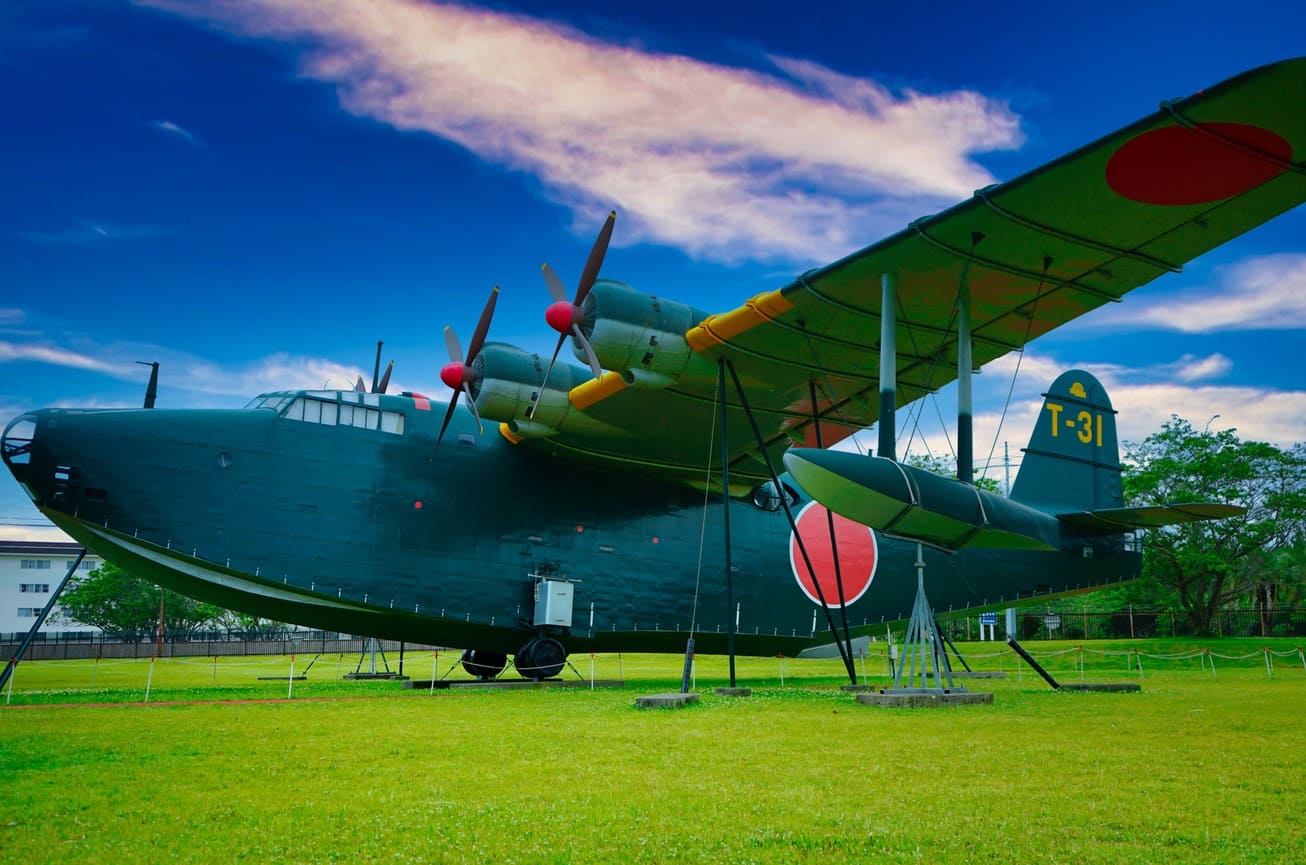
148;118;205;149
138;0;1022;264
1090;253;1306;333
0;341;132;376
17;220;165;247
855;350;1304;485
0;334;385;406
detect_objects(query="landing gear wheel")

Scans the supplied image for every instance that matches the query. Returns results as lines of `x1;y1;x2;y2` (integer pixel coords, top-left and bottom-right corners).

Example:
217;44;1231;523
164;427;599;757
460;649;507;680
514;637;567;680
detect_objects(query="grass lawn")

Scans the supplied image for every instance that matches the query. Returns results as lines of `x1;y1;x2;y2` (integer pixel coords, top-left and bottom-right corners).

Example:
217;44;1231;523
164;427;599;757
1;639;1303;864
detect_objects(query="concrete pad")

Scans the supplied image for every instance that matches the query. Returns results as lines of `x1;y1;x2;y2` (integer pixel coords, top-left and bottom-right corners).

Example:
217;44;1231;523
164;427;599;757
857;690;993;708
635;692;700;709
1059;682;1142;693
714;687;752;697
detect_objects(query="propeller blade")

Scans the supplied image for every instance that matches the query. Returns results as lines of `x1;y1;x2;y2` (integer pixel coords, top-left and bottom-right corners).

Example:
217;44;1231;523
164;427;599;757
444;325;463;364
435;391;460;450
575;210;616;306
354;376;366;392
462;382;483;433
572;324;602;379
541;264;568;303
467;286;499;363
529;332;568;419
376;361;394;394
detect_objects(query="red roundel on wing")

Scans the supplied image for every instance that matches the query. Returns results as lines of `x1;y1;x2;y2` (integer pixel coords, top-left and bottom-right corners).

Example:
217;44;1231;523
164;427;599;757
1106;122;1291;205
788;502;877;608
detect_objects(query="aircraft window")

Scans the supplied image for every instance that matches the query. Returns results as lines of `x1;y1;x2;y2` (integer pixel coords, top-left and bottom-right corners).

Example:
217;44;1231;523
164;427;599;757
380;411;404;435
338;404;354;426
341;391;359;405
283;398;305;421
303;399;322;424
307;390;337;400
355;408;379;430
363;393;380;407
321;401;338;426
752;481;799;511
247;395;291;411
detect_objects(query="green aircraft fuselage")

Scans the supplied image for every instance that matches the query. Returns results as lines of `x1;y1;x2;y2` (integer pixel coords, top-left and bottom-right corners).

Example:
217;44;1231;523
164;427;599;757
4;381;1140;657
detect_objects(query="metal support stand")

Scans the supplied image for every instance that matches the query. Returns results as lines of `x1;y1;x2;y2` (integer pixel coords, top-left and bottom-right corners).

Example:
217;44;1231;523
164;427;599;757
1;549;86;693
344;637;404;680
885;544;963;694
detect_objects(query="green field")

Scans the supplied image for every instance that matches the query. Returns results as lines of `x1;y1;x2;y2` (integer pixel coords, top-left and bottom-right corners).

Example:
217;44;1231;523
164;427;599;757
2;640;1304;864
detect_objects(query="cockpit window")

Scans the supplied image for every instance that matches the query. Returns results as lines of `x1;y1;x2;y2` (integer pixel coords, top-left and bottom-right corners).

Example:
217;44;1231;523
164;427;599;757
279;394;404;435
244;394;294;412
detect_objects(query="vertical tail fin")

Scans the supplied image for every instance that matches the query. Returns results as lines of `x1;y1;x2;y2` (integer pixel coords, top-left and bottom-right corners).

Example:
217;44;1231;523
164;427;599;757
1009;370;1123;514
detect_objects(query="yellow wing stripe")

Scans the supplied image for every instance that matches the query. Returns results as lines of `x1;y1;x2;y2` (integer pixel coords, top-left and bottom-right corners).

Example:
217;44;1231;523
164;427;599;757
569;370;629;410
686;289;795;351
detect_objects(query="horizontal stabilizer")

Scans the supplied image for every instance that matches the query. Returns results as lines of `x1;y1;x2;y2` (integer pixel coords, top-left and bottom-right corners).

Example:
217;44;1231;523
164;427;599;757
1058;503;1246;531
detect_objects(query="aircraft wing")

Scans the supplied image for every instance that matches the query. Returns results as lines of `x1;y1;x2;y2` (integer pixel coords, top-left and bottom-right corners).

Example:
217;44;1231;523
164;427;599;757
514;57;1306;487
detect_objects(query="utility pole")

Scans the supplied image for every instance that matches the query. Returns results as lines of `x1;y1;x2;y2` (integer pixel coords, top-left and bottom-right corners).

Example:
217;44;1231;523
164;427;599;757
1003;442;1012;496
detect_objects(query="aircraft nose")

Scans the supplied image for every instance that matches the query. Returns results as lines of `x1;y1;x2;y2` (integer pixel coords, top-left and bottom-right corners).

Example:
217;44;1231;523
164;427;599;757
1;412;64;509
2;411;48;503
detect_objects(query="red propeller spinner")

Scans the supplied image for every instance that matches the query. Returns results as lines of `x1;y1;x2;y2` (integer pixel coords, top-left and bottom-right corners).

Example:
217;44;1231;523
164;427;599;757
530;210;615;416
436;286;498;448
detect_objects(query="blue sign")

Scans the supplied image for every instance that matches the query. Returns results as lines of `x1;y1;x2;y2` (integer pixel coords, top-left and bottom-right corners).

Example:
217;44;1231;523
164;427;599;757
979;612;998;625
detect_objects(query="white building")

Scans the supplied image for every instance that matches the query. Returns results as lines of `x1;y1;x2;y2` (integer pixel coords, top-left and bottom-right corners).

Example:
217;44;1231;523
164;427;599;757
0;540;100;636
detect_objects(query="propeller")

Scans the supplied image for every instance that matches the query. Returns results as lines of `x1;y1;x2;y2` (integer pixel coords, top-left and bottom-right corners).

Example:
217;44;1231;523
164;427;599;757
437;286;499;448
530;211;615;417
347;343;394;394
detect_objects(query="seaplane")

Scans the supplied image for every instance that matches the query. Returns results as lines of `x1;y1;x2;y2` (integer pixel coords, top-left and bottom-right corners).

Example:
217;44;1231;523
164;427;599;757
4;58;1302;681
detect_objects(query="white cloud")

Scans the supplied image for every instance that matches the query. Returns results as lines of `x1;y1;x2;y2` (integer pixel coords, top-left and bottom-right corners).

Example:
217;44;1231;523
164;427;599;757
148;119;205;149
17;220;164;246
137;0;1022;264
1090;253;1306;333
0;335;396;407
0;523;72;543
0;341;131;375
838;349;1304;490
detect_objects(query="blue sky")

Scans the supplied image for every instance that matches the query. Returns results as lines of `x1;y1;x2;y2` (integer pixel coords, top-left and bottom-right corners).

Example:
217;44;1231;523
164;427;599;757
3;0;1304;538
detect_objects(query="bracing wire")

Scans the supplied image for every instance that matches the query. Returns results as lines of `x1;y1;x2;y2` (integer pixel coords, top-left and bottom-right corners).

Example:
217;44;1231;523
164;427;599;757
982;256;1052;483
688;373;721;637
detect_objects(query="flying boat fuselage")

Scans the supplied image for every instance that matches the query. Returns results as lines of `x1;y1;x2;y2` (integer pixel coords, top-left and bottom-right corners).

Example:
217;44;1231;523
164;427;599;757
3;388;1141;655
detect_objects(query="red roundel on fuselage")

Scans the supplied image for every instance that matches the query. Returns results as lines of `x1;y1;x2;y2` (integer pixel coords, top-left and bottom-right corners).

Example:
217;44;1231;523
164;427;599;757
788;501;877;608
1106;122;1291;205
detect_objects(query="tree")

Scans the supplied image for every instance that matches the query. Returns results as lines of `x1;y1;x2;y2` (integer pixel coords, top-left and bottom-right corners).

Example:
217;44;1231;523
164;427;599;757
903;452;1004;494
1123;417;1306;634
55;562;226;639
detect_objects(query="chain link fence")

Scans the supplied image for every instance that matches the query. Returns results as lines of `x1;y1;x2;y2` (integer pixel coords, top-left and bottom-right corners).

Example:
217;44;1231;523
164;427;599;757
938;607;1306;642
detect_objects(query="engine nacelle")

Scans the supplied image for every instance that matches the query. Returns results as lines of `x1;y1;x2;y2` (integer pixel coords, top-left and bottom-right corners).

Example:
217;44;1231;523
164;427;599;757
577;281;716;386
470;343;613;439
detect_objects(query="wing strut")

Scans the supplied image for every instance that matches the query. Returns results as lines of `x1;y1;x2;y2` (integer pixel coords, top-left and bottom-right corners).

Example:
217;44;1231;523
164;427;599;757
716;359;737;688
724;359;857;686
809;379;857;662
957;232;983;483
878;273;897;461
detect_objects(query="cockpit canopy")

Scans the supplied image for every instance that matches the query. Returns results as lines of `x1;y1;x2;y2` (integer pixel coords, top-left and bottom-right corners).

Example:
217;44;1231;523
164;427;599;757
245;390;405;435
